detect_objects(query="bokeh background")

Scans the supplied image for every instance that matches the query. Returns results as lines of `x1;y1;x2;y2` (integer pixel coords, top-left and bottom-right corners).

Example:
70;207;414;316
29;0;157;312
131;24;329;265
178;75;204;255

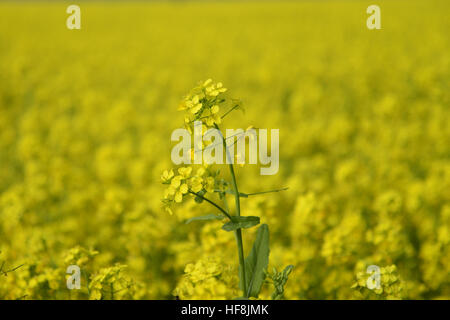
0;0;449;299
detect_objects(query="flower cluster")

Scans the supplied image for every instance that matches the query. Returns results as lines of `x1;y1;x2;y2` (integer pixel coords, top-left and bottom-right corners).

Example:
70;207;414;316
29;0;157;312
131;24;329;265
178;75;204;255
173;257;239;300
352;265;404;299
89;264;135;300
179;79;227;128
160;79;238;216
161;166;217;215
64;246;99;267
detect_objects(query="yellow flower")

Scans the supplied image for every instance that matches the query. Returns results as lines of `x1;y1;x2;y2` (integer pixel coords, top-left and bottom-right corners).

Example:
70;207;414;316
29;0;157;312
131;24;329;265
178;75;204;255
161;169;174;182
211;105;219;114
205;82;227;97
189;176;203;193
180;183;188;194
190;103;203;114
171;176;182;188
178;167;192;178
174;191;183;203
206;113;221;127
196;167;206;176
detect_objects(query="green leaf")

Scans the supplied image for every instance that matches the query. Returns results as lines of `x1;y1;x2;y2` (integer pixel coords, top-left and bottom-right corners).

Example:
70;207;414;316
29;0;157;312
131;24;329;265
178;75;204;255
221;216;260;231
239;224;270;298
283;265;294;277
185;214;224;224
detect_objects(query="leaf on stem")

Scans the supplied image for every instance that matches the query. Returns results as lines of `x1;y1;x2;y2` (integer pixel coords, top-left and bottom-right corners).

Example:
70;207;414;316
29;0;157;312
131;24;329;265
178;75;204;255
221;216;260;231
239;224;270;298
185;214;225;224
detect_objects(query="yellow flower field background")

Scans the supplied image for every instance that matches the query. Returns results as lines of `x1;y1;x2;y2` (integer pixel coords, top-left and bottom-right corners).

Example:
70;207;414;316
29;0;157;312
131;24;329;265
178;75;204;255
0;0;449;299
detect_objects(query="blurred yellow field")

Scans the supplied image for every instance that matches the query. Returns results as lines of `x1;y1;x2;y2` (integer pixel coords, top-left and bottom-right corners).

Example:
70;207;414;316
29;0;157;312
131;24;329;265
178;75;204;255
0;0;449;299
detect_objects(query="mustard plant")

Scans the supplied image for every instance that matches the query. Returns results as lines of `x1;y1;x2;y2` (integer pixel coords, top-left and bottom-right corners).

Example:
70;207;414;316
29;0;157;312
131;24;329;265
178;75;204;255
162;79;293;299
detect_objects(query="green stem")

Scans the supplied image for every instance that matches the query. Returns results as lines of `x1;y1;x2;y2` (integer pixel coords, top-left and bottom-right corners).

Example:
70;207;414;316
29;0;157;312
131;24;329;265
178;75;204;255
214;124;247;297
235;229;247;297
244;187;289;196
221;103;240;120
188;190;233;221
